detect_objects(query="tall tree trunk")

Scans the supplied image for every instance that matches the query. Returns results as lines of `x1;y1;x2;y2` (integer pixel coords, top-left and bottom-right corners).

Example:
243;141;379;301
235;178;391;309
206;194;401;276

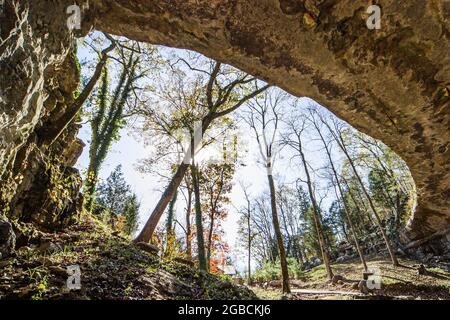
84;56;137;214
191;162;207;271
312;120;368;271
164;190;178;255
247;211;252;284
333;183;368;271
185;185;192;259
206;209;215;270
297;143;334;280
338;136;399;266
267;171;290;293
166;191;178;235
84;156;100;213
134;162;189;243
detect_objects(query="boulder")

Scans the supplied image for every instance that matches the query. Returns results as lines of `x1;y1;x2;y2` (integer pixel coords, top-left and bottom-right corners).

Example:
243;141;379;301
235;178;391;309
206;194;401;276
0;218;15;259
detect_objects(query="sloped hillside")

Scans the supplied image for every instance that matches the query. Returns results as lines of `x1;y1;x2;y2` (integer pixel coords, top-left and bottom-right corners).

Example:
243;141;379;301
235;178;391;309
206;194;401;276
0;218;255;300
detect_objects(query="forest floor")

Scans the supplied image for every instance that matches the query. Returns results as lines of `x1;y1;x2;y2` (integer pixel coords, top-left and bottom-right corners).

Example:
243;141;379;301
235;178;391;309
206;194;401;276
0;218;255;300
250;257;450;300
1;217;449;300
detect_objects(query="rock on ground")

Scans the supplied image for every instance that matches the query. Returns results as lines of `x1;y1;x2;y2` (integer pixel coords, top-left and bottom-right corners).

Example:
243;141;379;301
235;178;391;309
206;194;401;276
0;218;15;259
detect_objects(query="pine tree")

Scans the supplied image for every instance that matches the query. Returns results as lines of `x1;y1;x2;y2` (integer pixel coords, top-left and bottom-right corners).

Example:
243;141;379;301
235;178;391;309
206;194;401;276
123;194;140;236
96;165;130;223
95;165;140;235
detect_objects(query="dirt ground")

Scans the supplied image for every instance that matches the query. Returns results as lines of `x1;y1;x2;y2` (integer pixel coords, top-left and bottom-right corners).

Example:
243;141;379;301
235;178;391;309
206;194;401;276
250;257;450;300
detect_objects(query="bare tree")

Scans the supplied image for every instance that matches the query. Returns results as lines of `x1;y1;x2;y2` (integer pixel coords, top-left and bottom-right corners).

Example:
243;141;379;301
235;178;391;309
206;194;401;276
190;151;207;270
281;108;334;280
320;114;399;266
237;181;256;284
242;89;291;293
307;108;368;271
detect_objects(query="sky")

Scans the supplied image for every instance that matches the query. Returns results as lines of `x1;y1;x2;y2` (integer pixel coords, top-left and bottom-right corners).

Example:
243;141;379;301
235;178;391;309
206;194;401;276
74;37;345;272
75;99;339;273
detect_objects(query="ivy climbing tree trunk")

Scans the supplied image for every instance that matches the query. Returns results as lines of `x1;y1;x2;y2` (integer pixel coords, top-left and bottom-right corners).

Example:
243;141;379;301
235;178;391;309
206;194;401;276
85;53;140;212
166;190;178;236
164;190;178;255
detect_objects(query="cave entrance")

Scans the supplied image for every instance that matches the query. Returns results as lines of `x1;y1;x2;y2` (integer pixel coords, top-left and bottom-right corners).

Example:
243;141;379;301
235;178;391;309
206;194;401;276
74;33;416;279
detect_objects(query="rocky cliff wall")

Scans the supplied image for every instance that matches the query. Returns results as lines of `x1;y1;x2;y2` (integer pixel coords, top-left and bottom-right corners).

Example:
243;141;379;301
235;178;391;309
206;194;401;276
0;1;84;256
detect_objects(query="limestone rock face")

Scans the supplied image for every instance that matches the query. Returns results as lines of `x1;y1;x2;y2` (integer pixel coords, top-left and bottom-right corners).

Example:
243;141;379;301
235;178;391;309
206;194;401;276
0;0;449;245
0;0;75;178
0;1;83;233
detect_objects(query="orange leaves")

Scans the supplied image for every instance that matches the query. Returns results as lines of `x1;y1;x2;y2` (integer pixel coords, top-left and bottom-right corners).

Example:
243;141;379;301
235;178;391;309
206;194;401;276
209;258;223;274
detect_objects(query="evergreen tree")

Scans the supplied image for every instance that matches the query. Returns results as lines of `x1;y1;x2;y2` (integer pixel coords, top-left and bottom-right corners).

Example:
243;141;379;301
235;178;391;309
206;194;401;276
123;193;140;236
96;165;130;221
95;165;140;235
